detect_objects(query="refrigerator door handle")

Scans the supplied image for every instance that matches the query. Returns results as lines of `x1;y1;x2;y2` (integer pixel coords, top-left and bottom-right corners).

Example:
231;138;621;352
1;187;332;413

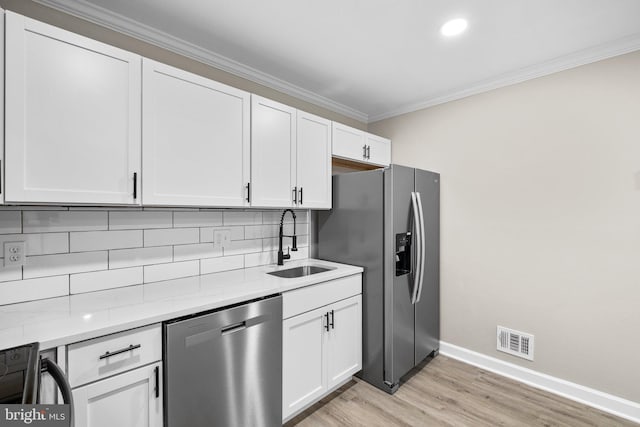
410;192;422;305
415;192;427;302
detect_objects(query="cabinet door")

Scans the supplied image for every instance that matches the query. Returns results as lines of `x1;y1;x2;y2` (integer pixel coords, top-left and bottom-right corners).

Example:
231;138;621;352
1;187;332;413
366;133;391;166
5;12;141;205
251;96;296;208
296;112;331;209
73;362;162;427
282;306;327;420
332;122;366;162
326;295;362;390
142;59;250;206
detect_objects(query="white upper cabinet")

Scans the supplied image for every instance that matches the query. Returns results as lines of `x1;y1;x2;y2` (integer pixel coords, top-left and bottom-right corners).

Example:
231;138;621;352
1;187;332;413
251;96;297;208
4;12;141;205
296;112;332;209
332;122;367;162
332;122;391;167
365;133;392;167
142;59;250;207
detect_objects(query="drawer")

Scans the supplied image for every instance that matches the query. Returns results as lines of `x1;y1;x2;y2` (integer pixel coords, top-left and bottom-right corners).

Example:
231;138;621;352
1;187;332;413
283;274;362;319
68;324;161;388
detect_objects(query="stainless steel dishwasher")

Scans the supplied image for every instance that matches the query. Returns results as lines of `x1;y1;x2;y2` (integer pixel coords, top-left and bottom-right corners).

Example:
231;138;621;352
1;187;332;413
164;294;282;427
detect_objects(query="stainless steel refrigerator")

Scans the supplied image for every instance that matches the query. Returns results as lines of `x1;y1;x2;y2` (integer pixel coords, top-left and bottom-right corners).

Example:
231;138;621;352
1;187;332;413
318;164;439;394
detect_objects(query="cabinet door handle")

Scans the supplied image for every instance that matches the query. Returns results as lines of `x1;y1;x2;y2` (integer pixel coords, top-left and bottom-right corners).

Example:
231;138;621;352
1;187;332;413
324;312;330;332
154;365;160;399
299;187;303;205
292;186;298;205
245;183;251;203
133;172;138;199
330;309;335;329
99;344;141;360
366;145;371;159
363;144;367;159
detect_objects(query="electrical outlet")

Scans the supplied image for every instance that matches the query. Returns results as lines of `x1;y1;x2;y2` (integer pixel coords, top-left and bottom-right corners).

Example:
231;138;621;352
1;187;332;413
213;229;232;248
4;241;26;267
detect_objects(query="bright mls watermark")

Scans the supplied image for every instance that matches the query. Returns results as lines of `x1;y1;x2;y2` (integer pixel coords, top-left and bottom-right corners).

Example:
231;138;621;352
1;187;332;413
0;405;69;426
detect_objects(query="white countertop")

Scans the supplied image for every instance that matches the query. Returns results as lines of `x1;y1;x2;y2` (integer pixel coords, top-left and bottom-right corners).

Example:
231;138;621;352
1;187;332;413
0;259;362;350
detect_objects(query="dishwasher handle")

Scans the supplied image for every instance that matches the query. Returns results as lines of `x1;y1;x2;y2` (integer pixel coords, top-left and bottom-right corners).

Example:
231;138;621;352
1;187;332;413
221;321;246;335
185;314;271;347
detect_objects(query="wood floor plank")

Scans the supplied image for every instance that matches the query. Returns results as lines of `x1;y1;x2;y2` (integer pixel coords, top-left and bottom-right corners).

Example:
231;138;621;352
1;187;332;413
285;356;637;427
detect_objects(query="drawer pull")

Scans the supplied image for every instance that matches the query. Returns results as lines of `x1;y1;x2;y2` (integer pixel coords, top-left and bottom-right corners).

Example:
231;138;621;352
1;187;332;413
98;344;141;360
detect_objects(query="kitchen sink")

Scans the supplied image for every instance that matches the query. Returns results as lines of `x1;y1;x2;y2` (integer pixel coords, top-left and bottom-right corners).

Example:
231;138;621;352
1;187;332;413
267;265;335;278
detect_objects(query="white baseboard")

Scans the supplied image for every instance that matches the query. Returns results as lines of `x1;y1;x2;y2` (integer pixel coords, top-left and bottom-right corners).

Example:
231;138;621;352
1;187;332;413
440;341;640;424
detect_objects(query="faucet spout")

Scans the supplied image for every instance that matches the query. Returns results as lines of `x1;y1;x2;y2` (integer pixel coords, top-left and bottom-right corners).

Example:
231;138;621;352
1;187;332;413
277;209;297;266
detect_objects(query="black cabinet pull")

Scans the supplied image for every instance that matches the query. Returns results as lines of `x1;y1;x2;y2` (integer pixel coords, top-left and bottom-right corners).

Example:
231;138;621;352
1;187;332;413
133;172;137;199
366;145;371;159
324;312;329;331
292;187;298;204
299;187;303;205
99;344;141;360
246;183;251;203
154;365;160;398
362;144;367;158
330;310;335;329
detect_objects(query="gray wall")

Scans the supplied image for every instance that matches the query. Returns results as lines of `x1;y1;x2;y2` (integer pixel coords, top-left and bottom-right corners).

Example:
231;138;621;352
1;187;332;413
369;51;640;403
0;0;367;131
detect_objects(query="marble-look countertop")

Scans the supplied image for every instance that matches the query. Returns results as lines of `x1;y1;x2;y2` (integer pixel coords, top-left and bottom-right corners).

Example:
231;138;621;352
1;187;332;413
0;259;362;350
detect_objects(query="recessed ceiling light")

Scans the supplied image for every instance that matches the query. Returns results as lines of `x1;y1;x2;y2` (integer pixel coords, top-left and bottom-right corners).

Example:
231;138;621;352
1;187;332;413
441;18;468;37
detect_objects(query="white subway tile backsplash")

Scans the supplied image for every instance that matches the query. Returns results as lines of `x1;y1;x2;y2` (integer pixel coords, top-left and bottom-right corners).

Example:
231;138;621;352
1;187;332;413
223;239;262;256
0;275;69;305
109;211;172;230
24;252;108;279
144;261;199;283
70;230;143;252
262;238;278;252
144;228;199;247
0;233;69;256
174;211;222;228
0;211;22;234
200;226;244;243
245;224;280;239
23;211;107;233
1;208;309;305
0;265;22;283
70;267;143;294
173;243;222;262
223;211;262;226
244;251;276;268
109;246;173;269
262;209;309;225
201;255;244;274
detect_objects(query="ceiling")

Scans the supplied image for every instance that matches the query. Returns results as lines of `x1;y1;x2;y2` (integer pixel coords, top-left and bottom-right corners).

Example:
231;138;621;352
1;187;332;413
36;0;640;122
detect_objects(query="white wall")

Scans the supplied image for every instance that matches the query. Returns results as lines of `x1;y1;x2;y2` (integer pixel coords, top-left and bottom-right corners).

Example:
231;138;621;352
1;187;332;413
369;51;640;403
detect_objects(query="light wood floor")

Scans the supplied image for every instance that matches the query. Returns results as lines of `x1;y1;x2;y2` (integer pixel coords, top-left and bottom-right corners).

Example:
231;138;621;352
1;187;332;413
286;356;636;426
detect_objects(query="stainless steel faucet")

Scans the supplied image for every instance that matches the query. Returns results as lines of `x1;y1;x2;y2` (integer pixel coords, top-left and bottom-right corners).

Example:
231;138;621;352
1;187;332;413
277;209;297;265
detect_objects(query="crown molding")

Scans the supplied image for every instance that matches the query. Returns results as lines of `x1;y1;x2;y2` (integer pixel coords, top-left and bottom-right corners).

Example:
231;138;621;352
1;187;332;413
30;0;369;123
369;33;640;123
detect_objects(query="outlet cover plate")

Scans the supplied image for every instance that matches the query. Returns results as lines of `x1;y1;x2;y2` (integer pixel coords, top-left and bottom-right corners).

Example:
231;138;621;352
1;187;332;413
4;241;26;267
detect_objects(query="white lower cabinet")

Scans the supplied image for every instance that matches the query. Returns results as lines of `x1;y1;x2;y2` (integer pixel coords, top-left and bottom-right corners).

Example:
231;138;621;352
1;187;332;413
283;305;328;417
69;325;163;427
282;275;362;421
325;296;363;389
74;362;163;427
